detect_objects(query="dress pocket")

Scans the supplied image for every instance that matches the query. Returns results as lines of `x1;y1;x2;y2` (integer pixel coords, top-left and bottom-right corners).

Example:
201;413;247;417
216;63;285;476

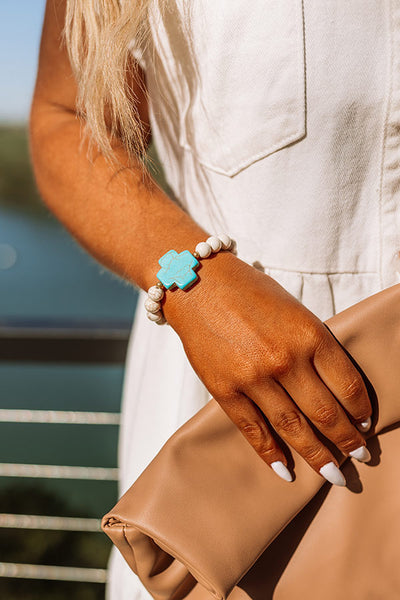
178;0;306;177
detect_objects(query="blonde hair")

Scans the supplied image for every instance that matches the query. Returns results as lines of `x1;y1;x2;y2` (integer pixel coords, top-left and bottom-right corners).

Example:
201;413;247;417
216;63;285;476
63;0;151;166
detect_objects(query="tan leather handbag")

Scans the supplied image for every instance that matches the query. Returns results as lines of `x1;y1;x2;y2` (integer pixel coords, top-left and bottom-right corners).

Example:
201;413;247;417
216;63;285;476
102;283;400;600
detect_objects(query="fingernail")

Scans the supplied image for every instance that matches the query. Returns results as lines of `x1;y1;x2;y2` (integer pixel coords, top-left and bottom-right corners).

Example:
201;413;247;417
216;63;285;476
349;445;371;463
319;461;346;486
356;417;371;432
271;461;293;482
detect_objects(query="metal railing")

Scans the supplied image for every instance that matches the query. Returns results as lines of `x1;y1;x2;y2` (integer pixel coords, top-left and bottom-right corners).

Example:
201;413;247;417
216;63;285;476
0;319;130;588
0;318;130;363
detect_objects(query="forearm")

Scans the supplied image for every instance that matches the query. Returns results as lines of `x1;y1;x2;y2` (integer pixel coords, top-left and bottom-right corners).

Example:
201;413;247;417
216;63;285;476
29;104;210;303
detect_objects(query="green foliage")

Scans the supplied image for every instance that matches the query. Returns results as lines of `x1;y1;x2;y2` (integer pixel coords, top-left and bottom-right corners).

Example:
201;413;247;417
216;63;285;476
0;125;46;217
0;124;171;220
0;483;111;600
0;578;105;600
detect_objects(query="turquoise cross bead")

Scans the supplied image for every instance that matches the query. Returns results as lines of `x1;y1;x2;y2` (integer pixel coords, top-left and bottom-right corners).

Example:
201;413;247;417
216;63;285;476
157;249;200;290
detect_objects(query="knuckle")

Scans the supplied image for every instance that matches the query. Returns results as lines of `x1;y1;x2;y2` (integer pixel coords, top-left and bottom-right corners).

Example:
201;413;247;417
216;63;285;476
337;435;361;452
239;360;266;386
269;351;295;379
241;421;264;440
213;380;239;401
312;403;340;428
302;443;327;464
311;327;331;355
240;421;272;457
274;409;303;436
305;324;326;353
340;375;365;402
258;444;279;462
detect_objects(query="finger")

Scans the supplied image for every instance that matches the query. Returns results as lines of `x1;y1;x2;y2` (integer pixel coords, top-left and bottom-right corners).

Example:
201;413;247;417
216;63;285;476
244;379;347;486
281;364;371;463
216;391;293;482
312;329;372;429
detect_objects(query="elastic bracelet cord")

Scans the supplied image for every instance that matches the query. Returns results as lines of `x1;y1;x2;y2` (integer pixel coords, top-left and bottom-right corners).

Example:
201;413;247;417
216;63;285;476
144;233;234;325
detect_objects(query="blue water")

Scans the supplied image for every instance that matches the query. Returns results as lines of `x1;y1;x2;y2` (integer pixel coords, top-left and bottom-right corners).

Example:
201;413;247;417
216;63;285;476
0;207;140;517
0;207;138;321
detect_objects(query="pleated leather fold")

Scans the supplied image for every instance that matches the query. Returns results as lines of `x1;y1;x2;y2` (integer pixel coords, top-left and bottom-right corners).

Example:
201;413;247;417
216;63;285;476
102;283;400;600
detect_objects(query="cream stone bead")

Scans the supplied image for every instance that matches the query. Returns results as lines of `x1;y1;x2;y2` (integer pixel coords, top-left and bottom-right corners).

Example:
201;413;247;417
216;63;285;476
155;314;167;325
206;235;222;252
146;310;163;322
195;241;212;258
144;297;161;313
148;285;164;302
217;233;232;250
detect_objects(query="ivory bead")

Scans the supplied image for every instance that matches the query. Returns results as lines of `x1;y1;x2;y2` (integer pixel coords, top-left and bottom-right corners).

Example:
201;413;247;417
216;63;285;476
145;297;161;313
206;235;222;252
155;314;167;325
195;241;212;258
217;233;232;250
148;285;164;302
147;310;163;322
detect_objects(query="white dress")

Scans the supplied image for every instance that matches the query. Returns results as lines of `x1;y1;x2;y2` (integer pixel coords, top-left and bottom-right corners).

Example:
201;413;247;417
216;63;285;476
107;2;400;598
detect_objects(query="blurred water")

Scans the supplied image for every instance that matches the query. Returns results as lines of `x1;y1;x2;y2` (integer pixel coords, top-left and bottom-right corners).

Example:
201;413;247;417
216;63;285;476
0;207;138;321
0;207;139;517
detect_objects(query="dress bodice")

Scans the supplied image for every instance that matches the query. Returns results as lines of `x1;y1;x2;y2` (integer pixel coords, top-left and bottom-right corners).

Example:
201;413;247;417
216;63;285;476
133;1;400;319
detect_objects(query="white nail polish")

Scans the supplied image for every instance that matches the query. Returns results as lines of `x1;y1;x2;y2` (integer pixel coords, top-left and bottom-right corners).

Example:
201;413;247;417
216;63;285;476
349;445;371;463
356;417;371;432
319;461;346;486
271;461;293;482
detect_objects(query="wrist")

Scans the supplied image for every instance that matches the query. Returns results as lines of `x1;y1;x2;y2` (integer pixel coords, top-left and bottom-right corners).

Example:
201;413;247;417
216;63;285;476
143;233;238;326
139;212;210;291
162;243;240;326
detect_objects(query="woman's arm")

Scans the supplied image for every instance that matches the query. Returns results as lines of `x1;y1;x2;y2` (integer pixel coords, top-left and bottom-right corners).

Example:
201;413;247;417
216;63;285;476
29;0;210;296
30;0;373;485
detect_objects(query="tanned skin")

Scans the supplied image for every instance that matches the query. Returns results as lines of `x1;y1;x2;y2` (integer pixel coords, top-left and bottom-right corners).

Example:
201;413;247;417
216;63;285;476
30;0;372;481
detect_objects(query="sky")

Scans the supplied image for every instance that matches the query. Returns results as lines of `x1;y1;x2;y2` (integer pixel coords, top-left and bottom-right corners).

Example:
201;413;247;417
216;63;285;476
0;0;47;123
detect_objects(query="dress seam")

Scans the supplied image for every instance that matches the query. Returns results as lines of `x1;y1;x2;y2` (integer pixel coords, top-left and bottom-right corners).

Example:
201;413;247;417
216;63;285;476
259;265;377;276
326;274;337;315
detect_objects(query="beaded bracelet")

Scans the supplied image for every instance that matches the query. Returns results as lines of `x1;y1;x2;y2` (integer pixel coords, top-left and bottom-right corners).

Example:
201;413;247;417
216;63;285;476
144;233;234;325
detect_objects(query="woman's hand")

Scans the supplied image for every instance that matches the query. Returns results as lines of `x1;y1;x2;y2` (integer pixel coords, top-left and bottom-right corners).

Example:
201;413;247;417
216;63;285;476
164;250;372;485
